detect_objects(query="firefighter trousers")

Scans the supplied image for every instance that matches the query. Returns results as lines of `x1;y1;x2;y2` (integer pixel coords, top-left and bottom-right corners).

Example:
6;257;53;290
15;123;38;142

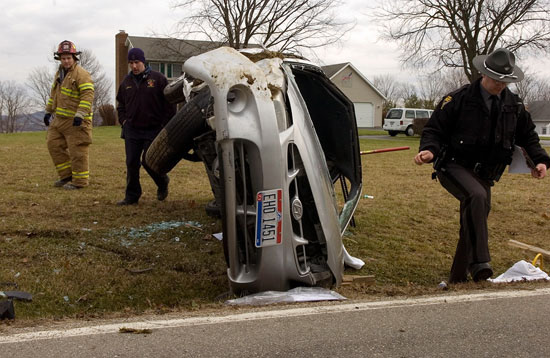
47;116;92;187
437;162;492;283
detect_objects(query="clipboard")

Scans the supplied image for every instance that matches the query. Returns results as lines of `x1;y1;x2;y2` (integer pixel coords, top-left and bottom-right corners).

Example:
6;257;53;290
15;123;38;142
508;145;535;173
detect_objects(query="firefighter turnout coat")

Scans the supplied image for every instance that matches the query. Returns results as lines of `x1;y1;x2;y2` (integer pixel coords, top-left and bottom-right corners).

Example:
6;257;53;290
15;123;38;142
45;63;94;187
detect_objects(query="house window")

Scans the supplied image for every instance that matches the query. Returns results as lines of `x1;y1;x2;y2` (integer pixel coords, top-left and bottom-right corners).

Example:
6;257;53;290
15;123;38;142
543;128;547;135
147;62;182;79
173;63;182;77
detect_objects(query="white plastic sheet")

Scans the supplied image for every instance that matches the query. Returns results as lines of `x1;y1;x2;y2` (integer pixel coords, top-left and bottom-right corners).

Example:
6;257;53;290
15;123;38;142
488;260;550;283
343;246;365;269
225;287;346;306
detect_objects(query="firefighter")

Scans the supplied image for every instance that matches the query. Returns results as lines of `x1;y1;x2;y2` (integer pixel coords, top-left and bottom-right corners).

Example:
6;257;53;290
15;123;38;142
44;40;94;189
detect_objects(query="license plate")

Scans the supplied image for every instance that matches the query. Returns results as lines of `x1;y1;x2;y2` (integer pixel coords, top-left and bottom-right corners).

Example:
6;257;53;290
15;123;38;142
255;189;283;247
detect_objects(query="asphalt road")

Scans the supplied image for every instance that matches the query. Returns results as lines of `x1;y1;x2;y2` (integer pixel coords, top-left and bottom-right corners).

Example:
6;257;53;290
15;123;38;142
2;288;550;357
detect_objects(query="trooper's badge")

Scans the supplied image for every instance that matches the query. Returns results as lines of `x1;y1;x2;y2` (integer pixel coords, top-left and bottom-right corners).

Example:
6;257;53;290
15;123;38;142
441;96;452;109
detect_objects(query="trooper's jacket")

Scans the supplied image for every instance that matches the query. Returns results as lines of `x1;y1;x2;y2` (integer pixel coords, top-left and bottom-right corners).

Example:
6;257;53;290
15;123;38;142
45;63;94;121
420;78;550;177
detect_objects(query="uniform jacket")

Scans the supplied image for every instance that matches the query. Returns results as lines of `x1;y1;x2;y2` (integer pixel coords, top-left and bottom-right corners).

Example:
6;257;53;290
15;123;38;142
45;63;94;121
116;67;175;130
420;78;550;169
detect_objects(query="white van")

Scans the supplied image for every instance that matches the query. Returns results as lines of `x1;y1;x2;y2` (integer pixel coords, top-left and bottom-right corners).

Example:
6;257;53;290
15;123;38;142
382;108;433;136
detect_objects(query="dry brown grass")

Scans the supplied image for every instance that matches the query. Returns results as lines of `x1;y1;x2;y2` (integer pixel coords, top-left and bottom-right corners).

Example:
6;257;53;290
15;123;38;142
1;128;549;321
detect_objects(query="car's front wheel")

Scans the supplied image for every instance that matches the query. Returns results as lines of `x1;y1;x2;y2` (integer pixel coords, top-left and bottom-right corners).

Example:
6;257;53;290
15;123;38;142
145;88;211;175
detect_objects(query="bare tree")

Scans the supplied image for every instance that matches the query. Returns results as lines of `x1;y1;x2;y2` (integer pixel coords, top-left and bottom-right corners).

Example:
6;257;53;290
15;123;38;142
513;72;550;104
376;0;550;82
170;0;354;52
0;82;4;129
79;49;113;125
439;68;470;95
398;82;418;107
372;74;400;117
27;66;55;110
27;48;113;125
417;72;445;109
0;81;33;133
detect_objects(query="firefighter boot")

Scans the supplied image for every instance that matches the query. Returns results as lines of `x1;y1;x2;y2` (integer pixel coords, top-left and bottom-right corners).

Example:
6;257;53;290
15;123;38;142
54;176;72;187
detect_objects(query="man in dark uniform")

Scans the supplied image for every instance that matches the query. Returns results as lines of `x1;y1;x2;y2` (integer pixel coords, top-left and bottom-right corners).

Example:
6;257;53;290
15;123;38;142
414;48;550;283
116;48;176;205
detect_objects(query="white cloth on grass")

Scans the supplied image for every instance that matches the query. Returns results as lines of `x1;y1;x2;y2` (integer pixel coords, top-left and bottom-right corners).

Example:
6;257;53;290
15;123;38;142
488;260;549;283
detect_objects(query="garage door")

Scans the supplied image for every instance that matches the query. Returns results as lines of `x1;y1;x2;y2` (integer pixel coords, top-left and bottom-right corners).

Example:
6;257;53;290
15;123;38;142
354;102;373;128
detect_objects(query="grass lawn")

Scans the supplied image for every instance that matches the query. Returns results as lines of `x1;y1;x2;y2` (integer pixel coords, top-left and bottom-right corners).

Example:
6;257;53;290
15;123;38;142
1;127;550;321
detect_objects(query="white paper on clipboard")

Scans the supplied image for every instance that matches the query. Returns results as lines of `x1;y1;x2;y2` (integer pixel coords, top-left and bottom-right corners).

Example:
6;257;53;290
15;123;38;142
508;145;535;174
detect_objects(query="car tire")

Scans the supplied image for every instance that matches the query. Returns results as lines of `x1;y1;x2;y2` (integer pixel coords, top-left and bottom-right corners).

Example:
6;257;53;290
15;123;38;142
405;126;414;136
145;88;211;175
388;131;398;137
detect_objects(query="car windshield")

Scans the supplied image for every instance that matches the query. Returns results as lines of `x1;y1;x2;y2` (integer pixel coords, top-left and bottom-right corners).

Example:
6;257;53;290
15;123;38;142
386;109;402;119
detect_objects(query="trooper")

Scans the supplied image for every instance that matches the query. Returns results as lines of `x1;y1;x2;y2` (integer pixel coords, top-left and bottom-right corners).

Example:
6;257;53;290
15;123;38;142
414;48;550;283
44;40;95;189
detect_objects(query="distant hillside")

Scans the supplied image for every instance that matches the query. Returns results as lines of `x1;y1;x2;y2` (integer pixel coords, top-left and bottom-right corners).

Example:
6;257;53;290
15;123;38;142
0;111;45;132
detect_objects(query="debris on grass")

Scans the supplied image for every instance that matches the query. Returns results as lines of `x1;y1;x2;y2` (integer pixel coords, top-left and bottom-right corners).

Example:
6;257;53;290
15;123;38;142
0;291;32;301
341;275;375;287
226;287;346;306
125;267;153;274
212;232;223;241
119;327;152;334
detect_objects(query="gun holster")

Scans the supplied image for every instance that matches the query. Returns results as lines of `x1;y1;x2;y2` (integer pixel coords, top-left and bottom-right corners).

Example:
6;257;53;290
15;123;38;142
431;146;448;180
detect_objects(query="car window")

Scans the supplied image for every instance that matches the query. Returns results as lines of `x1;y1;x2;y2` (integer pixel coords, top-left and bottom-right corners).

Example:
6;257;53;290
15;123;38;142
405;110;415;119
416;110;429;118
386;109;402;119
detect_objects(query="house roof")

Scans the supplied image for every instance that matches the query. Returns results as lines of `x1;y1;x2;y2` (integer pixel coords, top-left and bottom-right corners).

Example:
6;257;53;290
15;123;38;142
321;62;386;100
322;63;348;78
527;101;550;121
126;36;225;62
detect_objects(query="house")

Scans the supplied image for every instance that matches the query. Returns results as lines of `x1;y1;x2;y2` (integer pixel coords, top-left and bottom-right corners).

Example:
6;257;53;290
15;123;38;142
322;63;386;128
115;32;386;128
527;101;550;135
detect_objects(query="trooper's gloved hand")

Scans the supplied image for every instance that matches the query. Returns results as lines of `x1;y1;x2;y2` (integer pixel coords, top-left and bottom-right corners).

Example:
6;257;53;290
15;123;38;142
44;113;51;126
73;116;83;127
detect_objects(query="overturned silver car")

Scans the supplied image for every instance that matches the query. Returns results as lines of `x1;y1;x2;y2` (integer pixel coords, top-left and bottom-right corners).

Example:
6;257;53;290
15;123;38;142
146;47;363;294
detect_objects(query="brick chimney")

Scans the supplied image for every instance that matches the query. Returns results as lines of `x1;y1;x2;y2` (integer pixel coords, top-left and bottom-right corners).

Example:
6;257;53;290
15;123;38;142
115;30;129;93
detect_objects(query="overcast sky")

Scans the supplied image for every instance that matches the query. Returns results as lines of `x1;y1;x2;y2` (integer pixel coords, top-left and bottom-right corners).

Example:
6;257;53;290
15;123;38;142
2;0;550;101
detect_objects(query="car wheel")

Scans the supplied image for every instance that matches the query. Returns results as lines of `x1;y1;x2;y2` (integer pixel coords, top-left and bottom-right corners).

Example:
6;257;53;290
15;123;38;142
405;126;414;136
388;131;398;136
145;88;211;175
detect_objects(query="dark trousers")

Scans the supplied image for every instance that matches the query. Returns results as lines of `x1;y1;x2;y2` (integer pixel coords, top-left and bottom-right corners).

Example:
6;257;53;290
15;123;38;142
123;125;168;202
437;163;492;283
